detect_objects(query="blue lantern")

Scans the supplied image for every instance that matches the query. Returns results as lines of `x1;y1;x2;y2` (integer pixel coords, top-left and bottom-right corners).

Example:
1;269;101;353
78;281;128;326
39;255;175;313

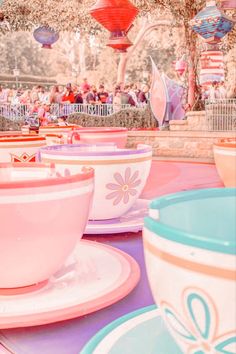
33;26;59;49
190;1;234;43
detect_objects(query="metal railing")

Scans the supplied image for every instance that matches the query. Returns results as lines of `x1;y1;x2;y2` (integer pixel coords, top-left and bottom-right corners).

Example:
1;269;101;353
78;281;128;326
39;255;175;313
0;103;133;122
205;99;236;131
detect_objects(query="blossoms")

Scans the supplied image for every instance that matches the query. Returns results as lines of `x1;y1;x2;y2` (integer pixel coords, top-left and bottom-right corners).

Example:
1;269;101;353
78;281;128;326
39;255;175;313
106;167;141;206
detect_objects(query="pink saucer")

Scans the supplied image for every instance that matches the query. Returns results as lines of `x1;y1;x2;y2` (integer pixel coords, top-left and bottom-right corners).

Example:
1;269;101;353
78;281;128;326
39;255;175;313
0;241;140;329
84;199;149;234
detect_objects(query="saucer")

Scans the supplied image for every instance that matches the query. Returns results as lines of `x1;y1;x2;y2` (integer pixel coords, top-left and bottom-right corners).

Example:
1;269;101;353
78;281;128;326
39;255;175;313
85;199;149;234
81;305;182;354
0;241;140;329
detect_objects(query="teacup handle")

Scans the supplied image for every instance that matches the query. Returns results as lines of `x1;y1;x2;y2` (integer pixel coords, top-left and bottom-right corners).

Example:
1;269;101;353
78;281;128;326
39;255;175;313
67;131;80;144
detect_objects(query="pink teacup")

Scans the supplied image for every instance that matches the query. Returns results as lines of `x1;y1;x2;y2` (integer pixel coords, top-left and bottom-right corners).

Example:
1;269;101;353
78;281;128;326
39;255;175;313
39;125;80;144
0;162;94;289
67;127;128;148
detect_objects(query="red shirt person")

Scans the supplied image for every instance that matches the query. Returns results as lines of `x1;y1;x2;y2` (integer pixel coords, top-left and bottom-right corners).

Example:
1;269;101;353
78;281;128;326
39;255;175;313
62;83;75;104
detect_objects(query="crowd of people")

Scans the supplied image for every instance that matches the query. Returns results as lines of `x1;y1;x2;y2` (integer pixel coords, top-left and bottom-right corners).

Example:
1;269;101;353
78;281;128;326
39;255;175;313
0;79;151;125
0;79;150;107
200;81;228;100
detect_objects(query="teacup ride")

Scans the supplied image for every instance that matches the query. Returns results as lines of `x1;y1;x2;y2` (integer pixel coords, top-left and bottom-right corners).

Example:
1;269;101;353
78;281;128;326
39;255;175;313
21;125;64;146
0;162;140;328
142;188;236;353
68;127;128;148
39;143;152;234
39;124;80;144
0;134;46;163
213;138;236;187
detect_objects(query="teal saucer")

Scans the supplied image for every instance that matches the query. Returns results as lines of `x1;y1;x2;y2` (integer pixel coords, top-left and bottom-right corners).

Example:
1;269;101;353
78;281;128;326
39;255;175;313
81;305;182;354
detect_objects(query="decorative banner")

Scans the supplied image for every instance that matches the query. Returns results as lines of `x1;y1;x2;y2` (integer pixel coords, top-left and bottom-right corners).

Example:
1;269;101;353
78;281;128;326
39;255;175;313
150;57;167;127
163;74;185;121
200;49;224;87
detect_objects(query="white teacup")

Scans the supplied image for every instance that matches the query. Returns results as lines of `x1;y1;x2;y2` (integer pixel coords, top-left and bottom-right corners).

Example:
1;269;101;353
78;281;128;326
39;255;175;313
39;143;152;220
0;135;46;163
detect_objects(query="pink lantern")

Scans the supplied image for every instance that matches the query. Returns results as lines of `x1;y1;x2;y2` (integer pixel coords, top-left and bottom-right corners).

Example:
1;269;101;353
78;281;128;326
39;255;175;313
220;0;236;9
175;56;187;76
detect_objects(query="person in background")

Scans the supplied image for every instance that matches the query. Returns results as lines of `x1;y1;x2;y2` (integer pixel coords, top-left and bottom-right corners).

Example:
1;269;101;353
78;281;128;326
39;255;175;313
138;84;150;105
128;83;138;106
209;81;220;100
19;90;31;104
57;115;68;126
49;85;61;104
30;86;39;103
80;78;90;95
218;81;227;99
97;84;109;104
121;85;136;106
74;89;83;104
62;83;75;104
11;90;21;105
86;85;97;104
0;86;9;104
38;103;51;126
113;85;122;112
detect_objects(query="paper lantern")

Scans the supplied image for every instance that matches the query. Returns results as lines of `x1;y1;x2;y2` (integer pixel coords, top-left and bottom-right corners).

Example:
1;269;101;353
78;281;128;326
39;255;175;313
33;26;59;49
220;0;236;9
175;56;187;76
200;49;224;88
90;0;139;52
190;1;234;43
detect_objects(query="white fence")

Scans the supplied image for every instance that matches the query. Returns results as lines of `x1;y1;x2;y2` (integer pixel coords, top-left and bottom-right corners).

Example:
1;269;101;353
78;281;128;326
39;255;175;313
205;99;236;131
0;103;132;121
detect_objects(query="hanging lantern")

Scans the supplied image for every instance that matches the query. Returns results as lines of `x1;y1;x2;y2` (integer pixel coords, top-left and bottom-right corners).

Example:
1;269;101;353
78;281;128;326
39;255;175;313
33;26;59;49
200;49;224;88
175;56;187;76
220;0;236;9
189;0;234;44
90;0;139;52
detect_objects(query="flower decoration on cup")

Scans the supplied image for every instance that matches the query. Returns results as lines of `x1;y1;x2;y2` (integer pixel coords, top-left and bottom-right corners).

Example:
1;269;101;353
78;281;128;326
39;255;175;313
161;288;236;354
106;167;141;206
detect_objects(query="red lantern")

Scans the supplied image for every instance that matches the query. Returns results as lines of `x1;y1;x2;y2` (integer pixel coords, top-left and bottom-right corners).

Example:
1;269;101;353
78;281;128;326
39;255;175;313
90;0;139;52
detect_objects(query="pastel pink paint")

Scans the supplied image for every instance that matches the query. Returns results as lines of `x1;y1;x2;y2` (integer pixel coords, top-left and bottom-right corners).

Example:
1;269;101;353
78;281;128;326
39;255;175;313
0;163;94;289
68;127;128;148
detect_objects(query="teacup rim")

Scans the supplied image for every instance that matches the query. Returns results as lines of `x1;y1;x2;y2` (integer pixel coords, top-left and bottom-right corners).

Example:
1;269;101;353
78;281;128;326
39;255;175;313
0;135;45;142
74;127;128;133
39;143;152;157
0;163;94;189
144;188;236;255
